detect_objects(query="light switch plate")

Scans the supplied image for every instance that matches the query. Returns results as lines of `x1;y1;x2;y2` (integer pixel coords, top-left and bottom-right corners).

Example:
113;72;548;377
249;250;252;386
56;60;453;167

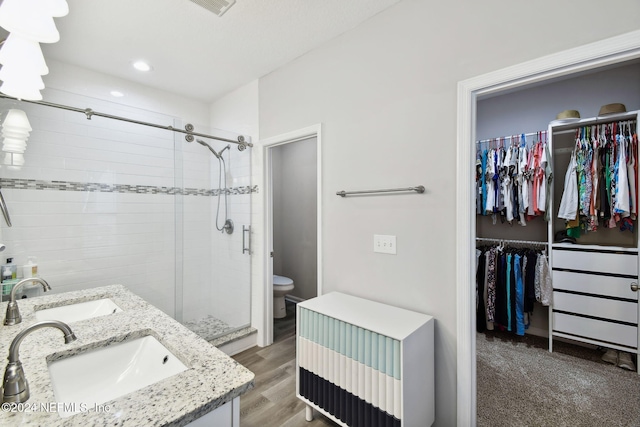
374;234;396;254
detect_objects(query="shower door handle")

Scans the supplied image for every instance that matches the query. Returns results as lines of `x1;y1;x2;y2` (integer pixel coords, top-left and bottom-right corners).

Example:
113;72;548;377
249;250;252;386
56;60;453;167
242;225;251;254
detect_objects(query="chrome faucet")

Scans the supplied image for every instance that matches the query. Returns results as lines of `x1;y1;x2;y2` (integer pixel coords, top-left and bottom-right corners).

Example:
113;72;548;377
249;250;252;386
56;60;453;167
2;320;76;403
4;278;51;326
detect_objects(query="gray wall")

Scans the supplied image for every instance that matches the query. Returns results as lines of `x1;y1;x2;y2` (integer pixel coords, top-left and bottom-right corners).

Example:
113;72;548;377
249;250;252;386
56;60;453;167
477;62;640;139
257;0;640;424
272;137;318;301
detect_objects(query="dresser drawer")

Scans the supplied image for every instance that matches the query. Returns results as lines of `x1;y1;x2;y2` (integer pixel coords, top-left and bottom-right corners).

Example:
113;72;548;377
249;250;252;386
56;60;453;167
552;270;638;300
552;249;637;276
553;291;637;324
553;312;638;349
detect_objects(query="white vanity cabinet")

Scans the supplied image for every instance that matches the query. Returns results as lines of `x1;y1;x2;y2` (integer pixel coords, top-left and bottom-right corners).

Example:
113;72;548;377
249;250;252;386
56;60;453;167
548;111;640;374
187;397;239;427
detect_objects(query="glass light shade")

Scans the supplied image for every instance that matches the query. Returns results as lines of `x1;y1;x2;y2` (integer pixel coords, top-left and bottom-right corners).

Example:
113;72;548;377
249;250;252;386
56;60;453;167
2;137;27;153
2;109;32;132
10;153;24;166
0;0;61;43
2;129;30;140
0;34;49;75
2;152;24;166
2;130;30;140
0;64;45;90
0;80;43;101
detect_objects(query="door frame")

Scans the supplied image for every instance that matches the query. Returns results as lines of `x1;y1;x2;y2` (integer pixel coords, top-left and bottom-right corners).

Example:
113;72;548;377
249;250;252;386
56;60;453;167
261;124;323;346
456;30;640;426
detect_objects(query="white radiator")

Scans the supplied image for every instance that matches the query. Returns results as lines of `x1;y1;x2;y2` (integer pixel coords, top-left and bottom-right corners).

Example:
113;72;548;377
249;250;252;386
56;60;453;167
296;292;434;427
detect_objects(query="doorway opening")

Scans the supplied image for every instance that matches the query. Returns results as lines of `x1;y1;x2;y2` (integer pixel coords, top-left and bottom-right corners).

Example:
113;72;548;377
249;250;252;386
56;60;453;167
261;124;323;346
456;30;640;425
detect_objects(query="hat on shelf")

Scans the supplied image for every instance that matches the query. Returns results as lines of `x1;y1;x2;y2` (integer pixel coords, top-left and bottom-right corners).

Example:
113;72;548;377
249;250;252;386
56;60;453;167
552;109;580;124
598;103;627;116
556;109;580;120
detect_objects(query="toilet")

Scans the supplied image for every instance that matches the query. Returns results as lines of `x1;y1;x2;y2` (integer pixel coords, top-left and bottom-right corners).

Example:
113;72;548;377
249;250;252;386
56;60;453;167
273;274;294;319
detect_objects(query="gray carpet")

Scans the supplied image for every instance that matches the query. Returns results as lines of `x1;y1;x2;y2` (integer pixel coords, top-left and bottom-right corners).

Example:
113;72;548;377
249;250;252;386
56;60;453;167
477;331;640;427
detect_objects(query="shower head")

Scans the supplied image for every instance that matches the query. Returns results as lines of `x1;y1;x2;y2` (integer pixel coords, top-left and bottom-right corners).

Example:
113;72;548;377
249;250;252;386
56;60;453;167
219;145;230;156
196;139;222;159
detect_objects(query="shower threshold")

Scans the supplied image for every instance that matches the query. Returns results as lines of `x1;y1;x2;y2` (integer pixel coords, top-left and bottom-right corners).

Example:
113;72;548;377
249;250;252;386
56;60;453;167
182;315;254;346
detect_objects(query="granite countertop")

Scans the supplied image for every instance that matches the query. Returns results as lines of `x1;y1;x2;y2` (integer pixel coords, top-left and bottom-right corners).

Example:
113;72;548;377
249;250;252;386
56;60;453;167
0;285;255;426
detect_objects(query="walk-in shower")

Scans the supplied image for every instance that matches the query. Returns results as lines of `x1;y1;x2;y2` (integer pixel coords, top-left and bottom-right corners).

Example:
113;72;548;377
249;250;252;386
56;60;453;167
0;92;253;345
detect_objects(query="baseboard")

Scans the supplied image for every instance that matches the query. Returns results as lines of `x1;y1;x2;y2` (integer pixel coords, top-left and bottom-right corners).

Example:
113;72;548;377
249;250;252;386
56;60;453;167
285;295;304;304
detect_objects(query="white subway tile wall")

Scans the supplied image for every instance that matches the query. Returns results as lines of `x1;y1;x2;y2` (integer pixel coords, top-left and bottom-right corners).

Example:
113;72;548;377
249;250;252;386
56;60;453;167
0;90;252;331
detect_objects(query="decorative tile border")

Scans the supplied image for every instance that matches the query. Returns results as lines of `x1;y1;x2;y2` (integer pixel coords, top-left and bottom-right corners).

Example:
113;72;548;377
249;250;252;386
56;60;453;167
0;178;258;196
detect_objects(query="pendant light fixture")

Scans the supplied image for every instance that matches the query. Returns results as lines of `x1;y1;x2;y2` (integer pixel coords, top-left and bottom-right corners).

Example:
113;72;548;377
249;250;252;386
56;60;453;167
1;108;32;166
0;0;69;101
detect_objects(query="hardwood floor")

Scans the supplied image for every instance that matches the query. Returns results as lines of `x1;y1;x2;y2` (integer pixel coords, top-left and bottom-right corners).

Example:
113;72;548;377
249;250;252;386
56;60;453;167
233;302;335;427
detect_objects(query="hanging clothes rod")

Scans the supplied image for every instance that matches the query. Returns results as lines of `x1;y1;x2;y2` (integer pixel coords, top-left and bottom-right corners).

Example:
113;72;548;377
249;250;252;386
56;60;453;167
476;237;548;246
336;186;425;197
476;130;546;145
0;94;252;148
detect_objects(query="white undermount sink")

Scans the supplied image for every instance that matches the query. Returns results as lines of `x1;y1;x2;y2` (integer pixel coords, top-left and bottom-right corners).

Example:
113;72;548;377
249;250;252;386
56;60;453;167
48;335;188;417
35;298;123;323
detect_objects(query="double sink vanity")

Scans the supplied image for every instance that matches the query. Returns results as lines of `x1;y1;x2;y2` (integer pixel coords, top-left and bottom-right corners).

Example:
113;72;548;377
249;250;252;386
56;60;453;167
0;284;255;426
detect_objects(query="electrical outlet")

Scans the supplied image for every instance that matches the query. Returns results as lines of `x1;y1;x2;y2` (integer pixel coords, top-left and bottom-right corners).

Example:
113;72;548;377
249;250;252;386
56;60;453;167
373;234;397;254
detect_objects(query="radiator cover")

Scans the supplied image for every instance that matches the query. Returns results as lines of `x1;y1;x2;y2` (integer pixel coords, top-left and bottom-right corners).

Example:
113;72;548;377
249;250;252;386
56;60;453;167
296;292;435;427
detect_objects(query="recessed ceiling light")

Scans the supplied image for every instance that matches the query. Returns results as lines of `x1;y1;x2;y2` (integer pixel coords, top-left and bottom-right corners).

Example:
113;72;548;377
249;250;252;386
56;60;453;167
132;60;152;72
110;90;124;97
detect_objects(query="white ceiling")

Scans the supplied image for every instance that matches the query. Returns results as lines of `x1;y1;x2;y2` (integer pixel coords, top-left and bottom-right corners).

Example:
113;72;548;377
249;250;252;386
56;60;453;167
38;0;401;103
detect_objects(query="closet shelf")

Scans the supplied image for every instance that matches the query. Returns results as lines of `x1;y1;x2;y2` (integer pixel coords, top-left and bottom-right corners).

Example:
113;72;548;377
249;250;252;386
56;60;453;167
551;110;638;133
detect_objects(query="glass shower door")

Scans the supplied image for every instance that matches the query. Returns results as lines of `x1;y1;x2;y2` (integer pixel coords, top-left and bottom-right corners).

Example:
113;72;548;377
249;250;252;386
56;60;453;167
176;123;252;342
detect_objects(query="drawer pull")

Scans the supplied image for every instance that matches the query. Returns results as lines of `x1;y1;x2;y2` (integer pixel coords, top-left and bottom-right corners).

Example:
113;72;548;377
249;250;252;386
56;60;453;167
631;282;639;292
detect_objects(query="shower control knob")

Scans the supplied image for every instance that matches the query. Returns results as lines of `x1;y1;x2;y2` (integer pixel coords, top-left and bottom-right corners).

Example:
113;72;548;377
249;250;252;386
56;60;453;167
631;282;638;292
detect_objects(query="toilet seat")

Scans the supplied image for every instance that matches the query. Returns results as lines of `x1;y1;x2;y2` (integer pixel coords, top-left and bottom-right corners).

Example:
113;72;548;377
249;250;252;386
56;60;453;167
273;274;294;286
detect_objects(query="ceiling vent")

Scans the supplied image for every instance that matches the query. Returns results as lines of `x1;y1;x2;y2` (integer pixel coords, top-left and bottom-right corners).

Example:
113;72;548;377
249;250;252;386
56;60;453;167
188;0;237;17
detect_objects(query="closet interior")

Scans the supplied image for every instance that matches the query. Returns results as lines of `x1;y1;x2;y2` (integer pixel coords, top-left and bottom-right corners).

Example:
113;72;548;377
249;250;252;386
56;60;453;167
475;60;640;372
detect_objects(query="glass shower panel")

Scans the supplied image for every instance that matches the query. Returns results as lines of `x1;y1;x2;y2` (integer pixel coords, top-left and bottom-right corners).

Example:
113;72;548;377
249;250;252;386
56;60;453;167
0;91;178;314
177;123;252;341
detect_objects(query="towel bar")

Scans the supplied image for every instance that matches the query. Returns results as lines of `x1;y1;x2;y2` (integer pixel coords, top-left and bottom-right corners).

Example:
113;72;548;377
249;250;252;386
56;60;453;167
336;186;425;197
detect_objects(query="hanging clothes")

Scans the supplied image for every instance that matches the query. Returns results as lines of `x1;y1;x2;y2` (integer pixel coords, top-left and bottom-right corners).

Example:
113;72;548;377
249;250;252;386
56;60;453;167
557;120;638;234
476;243;550;337
476;132;551;226
558;150;579;220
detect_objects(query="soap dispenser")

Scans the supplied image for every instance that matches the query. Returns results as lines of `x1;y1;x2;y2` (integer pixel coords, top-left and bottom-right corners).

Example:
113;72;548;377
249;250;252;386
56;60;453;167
22;256;38;279
2;258;16;282
1;264;11;282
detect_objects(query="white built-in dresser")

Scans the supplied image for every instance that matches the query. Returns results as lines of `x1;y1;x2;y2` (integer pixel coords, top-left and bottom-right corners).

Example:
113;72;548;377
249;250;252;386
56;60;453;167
548;111;639;374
